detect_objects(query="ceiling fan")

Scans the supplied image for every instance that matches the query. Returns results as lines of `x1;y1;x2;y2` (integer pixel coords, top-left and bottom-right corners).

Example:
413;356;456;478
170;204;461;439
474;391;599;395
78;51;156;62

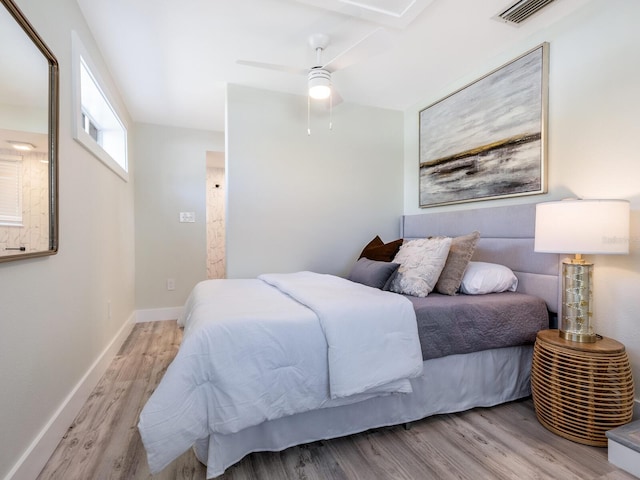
236;28;390;104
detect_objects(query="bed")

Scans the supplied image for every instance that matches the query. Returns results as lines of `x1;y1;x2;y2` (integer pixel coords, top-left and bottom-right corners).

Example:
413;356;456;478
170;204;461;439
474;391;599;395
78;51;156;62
138;203;560;478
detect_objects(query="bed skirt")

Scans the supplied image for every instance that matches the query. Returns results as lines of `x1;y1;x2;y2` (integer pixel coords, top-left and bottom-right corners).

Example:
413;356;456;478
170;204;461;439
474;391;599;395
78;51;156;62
194;345;534;478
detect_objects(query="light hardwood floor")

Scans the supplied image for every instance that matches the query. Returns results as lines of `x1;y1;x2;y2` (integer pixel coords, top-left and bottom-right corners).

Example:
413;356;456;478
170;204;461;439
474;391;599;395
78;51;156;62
37;321;636;480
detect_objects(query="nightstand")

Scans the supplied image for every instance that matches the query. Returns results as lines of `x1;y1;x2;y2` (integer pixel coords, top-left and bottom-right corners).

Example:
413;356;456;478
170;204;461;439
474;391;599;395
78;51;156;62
530;329;634;446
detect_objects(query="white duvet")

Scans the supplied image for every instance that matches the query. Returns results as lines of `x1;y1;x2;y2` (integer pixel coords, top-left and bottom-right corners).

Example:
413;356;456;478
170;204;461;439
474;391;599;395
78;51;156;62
138;272;422;474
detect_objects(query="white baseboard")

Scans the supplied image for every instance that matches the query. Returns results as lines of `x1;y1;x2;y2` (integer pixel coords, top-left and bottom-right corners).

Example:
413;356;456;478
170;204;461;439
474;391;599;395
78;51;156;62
135;306;183;323
5;313;136;480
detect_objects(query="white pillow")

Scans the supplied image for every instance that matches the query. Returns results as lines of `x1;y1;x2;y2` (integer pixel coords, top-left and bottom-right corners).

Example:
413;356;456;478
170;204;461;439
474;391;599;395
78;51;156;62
460;261;518;295
389;237;452;297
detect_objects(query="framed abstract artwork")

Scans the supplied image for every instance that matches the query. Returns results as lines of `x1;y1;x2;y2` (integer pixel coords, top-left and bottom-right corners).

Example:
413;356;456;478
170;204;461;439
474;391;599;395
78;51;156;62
419;43;549;208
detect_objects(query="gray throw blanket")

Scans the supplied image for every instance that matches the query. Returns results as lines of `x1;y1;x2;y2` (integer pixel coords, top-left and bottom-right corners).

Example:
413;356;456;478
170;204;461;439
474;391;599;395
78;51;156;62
405;291;549;360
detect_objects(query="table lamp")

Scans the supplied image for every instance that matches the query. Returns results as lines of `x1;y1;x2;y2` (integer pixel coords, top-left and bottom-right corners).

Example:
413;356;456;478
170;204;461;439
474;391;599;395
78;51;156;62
534;199;630;342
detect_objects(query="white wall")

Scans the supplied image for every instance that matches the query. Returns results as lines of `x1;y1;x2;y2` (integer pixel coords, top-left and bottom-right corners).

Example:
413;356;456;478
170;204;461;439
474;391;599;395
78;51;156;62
403;0;640;404
226;85;404;279
134;123;224;310
0;0;136;478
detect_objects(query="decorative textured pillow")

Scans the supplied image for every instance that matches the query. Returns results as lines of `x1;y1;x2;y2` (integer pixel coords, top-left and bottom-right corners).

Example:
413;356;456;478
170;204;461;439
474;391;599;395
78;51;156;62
359;236;404;262
435;231;481;295
389;237;452;297
347;258;400;289
460;261;518;295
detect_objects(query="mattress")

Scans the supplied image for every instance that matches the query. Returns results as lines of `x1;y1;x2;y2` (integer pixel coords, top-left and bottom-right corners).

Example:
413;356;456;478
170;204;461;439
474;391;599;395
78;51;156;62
407;291;549;360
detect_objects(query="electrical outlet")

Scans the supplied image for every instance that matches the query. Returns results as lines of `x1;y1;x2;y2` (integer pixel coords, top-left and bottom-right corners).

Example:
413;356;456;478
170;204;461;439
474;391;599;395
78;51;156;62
179;212;195;223
167;278;176;291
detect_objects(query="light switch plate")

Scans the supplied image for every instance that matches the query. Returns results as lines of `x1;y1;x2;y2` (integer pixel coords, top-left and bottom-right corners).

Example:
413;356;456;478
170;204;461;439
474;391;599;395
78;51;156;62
179;212;195;223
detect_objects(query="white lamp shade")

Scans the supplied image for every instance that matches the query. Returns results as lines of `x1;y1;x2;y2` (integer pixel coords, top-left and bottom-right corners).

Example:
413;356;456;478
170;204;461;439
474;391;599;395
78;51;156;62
534;199;630;254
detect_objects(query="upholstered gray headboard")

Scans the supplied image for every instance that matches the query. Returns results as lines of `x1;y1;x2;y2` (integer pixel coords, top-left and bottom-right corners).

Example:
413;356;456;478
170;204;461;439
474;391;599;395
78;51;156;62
401;203;561;314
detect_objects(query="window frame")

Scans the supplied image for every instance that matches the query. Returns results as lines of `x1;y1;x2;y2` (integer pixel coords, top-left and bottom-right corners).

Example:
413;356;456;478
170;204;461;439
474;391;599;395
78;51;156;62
71;31;129;181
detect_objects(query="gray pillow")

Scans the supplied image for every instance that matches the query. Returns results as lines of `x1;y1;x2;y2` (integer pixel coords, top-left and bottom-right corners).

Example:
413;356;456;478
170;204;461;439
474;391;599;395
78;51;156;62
348;258;400;289
435;231;480;295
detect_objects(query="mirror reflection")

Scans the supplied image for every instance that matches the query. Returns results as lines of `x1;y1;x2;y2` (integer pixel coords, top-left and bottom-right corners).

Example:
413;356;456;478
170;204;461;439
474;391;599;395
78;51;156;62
0;0;58;261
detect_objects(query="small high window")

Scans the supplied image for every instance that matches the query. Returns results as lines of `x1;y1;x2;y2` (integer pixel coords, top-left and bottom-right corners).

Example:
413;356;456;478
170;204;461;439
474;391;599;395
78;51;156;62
72;32;128;181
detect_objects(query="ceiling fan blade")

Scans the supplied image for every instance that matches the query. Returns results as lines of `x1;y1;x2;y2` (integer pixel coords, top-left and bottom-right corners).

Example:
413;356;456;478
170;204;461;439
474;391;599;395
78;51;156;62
331;89;343;106
323;27;390;72
236;59;308;76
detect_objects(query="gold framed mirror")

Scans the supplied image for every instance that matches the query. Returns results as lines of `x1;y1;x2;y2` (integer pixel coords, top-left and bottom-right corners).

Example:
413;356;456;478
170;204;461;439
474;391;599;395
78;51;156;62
0;0;58;262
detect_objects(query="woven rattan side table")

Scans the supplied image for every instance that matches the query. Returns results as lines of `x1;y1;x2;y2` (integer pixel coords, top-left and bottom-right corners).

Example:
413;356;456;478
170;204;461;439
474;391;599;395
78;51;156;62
531;329;634;447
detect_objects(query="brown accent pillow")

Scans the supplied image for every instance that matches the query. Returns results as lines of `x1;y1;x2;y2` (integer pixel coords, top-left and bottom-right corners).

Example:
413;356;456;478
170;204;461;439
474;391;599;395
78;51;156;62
435;231;480;295
359;236;383;255
359;236;404;262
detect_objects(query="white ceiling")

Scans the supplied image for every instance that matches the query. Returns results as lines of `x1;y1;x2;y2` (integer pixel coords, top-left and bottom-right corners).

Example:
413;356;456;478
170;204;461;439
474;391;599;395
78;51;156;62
74;0;591;133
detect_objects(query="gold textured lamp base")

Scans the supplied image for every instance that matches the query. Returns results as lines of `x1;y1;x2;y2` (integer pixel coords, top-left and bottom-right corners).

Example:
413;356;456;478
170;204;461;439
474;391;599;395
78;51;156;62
558;329;597;343
559;258;595;343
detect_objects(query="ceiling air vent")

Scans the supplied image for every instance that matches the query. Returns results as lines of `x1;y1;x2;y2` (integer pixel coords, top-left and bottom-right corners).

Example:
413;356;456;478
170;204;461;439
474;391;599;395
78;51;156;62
495;0;558;26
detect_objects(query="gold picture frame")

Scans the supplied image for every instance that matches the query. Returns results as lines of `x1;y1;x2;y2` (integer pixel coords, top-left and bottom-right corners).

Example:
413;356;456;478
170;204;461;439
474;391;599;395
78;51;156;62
419;43;548;208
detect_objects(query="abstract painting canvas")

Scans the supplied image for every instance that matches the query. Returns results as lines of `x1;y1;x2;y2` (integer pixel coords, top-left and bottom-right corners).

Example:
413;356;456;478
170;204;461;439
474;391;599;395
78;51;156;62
419;43;548;207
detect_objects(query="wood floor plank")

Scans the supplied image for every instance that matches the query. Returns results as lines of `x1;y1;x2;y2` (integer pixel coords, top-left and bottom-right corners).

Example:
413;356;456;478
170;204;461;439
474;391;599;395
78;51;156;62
293;442;347;480
37;321;637;480
412;416;495;480
445;409;556;479
325;435;387;480
464;404;583;479
478;400;614;478
39;322;160;478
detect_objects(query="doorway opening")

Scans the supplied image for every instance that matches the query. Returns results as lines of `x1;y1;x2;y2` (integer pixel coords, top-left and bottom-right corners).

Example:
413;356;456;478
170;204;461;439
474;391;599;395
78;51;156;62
206;150;225;279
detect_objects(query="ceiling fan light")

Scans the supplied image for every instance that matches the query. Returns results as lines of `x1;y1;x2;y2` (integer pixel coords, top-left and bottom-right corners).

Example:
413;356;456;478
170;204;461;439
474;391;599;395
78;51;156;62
309;84;331;99
308;68;331;99
7;140;36;151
